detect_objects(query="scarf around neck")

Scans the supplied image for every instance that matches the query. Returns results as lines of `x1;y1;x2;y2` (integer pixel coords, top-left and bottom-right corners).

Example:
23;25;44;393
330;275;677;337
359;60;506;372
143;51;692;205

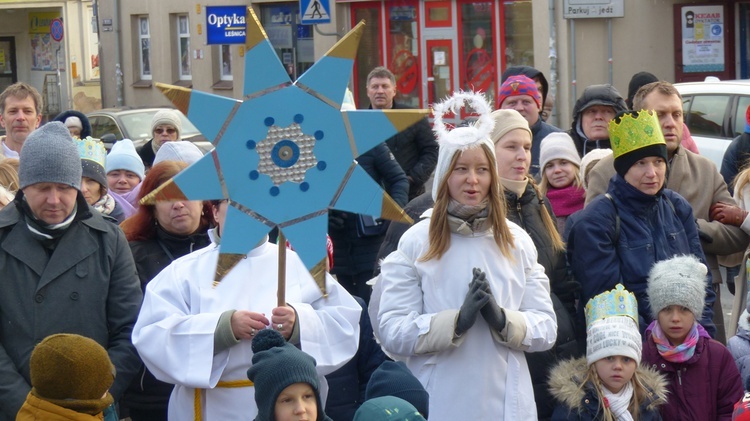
546;184;585;217
446;198;489;235
649;320;703;363
92;193;116;216
601;380;634;421
500;177;528;198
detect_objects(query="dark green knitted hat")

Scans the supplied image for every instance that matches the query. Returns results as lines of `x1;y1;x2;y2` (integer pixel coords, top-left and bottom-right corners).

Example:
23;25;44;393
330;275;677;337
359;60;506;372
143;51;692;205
247;329;323;421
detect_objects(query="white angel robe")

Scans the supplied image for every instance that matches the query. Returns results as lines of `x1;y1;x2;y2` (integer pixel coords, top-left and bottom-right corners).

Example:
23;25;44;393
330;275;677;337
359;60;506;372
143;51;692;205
132;237;361;420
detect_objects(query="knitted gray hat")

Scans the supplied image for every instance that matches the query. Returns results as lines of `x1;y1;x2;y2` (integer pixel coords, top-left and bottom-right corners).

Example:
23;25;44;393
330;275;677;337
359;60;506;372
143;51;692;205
151;109;182;139
247;329;324;421
19;121;82;190
647;255;708;319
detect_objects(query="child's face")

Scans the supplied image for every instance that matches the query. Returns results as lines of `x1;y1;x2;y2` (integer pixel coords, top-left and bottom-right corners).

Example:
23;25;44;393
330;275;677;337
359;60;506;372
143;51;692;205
544;159;578;189
657;305;695;345
594;356;637;393
275;383;317;421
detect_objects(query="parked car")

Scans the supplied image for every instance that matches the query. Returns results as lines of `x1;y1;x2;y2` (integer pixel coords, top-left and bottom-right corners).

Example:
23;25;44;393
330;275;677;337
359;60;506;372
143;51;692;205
675;78;750;169
87;106;213;153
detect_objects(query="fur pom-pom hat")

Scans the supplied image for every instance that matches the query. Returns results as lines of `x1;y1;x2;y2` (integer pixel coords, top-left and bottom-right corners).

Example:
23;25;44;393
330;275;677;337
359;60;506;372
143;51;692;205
647;254;708;319
431;91;496;201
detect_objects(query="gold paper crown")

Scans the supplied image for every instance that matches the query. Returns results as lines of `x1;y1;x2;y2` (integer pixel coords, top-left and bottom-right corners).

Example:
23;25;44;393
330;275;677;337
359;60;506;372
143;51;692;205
585;284;639;327
608;110;665;159
75;136;107;168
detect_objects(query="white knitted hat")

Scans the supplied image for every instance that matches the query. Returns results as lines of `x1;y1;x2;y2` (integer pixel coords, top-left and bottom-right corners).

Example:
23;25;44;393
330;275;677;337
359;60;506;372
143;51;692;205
539;132;581;171
586;316;642;366
489;109;531;145
647;254;708;319
431;91;496;201
153;141;204;166
106;139;145;180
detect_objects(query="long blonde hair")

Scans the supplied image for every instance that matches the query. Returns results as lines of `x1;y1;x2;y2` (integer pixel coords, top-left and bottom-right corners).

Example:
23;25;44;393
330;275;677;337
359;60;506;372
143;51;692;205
539;161;584;196
420;144;514;261
580;363;649;420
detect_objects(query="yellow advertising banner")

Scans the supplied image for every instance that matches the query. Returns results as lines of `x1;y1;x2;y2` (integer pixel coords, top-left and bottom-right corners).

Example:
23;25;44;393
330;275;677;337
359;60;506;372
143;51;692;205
29;12;60;34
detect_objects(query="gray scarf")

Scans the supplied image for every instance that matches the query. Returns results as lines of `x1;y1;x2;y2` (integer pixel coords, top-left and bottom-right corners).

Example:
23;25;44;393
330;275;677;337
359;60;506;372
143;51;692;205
446;198;490;235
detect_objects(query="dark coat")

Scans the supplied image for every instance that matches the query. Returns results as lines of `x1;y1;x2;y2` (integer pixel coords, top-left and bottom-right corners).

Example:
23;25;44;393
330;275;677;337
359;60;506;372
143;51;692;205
0;194;142;421
324;296;387;421
329;143;408;280
643;326;743;420
380;102;438;200
720;132;750;194
53;110;92;139
121;226;211;412
137;138;156;169
568;85;627;157
530;113;563;176
505;183;581;420
567;175;716;337
549;358;668;421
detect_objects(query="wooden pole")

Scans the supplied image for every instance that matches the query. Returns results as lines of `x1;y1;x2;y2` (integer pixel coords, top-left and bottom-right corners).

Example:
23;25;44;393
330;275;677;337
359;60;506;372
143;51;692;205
277;230;286;307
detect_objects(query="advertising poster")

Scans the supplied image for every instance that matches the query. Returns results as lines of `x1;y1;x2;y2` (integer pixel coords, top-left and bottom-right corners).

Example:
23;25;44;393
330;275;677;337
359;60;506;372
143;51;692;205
681;5;724;73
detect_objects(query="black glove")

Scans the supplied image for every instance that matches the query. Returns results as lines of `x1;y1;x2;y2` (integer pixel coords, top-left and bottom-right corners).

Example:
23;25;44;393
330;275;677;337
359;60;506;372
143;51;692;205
455;276;490;336
328;211;347;231
472;268;507;332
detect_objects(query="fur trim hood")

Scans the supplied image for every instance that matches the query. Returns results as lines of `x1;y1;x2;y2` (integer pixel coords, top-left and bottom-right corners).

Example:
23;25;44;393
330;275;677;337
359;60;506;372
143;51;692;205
549;357;668;412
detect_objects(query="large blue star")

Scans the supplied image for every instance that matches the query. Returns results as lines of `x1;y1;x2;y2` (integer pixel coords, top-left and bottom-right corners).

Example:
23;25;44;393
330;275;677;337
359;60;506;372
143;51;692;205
142;8;427;288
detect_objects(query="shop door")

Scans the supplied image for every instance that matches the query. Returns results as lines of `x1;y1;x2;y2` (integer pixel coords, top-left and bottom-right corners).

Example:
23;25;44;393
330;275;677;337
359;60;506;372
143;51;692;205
0;37;17;93
427;40;453;106
260;3;314;80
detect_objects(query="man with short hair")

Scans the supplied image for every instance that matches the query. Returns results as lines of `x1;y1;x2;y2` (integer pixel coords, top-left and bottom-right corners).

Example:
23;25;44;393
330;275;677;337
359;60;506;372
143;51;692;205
585;81;748;344
568;84;627;157
0;122;142;420
0;82;43;158
366;66;437;200
497;75;562;175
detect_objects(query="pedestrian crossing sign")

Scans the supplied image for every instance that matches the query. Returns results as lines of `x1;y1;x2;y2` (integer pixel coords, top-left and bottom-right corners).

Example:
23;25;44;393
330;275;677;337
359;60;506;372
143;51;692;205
300;0;331;25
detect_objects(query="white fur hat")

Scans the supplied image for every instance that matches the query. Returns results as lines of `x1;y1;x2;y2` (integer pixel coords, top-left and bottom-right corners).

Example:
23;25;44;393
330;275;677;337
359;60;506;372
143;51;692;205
431;91;496;201
539;132;581;172
647;254;708;319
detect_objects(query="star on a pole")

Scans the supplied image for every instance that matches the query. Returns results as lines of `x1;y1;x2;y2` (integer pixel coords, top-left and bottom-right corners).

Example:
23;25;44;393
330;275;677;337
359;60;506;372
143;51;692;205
142;8;428;290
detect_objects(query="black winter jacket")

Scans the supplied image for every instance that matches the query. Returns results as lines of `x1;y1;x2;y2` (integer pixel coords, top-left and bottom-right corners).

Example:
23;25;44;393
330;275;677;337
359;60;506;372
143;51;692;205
53;110;92;138
568;85;627;157
121;226;211;412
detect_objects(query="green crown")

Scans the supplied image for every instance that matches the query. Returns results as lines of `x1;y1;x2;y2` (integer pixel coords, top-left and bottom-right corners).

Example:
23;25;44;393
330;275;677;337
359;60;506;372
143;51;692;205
585;284;639;328
75;136;107;167
608;110;665;159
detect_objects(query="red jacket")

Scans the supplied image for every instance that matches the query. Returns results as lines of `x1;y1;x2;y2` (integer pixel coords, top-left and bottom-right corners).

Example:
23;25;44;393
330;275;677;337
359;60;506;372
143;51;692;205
643;326;743;420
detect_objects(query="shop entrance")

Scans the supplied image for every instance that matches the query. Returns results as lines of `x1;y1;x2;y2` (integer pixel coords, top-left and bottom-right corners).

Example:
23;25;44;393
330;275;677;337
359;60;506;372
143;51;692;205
0;37;17;93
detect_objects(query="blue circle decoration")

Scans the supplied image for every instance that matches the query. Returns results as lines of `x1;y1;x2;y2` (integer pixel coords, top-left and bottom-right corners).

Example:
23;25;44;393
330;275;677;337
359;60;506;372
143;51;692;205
264;117;275;127
294;114;304;124
300;182;309;192
271;139;300;168
249;170;259;180
317;161;327;171
246;139;256;149
269;186;280;196
314;130;324;140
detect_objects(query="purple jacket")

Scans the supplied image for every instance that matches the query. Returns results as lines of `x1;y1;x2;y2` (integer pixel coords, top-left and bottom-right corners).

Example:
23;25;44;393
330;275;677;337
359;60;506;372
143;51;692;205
643;325;743;420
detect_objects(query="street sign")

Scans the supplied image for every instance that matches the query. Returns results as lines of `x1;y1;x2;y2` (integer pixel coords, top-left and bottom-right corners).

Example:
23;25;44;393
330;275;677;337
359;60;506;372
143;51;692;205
50;18;64;42
300;0;331;25
564;0;624;19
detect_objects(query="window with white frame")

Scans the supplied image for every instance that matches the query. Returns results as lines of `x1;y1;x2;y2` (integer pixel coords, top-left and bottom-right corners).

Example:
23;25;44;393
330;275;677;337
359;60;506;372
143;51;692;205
220;45;232;81
177;14;191;79
84;5;99;81
138;16;151;80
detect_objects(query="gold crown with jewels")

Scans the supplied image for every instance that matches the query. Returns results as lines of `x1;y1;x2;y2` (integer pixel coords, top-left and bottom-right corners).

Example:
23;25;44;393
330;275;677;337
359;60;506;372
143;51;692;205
585;283;639;328
75;136;107;167
608;109;665;159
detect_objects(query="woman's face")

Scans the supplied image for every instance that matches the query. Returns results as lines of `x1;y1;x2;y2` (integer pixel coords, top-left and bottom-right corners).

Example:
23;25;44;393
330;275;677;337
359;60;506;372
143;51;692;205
494;128;531;181
446;147;492;206
623;156;666;195
154;200;202;235
107;170;141;194
594;355;637;393
81;177;103;205
544;159;578;189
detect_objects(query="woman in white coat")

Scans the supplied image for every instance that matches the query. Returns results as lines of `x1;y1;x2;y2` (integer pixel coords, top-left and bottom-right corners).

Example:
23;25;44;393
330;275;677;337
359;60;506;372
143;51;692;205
376;92;557;421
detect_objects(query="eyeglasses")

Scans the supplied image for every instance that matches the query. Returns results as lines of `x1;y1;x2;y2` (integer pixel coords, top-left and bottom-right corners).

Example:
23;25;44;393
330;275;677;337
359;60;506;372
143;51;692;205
154;128;176;135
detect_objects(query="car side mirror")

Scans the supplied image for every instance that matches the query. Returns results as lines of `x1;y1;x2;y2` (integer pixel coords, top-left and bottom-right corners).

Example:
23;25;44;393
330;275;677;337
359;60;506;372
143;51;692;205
100;133;117;144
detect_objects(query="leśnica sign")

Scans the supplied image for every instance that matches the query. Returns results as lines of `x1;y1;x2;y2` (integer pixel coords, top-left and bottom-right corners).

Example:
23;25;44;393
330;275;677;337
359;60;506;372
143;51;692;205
206;6;246;45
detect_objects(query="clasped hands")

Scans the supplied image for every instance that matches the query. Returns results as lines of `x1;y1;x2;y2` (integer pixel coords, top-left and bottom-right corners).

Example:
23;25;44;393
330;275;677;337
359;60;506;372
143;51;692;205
455;268;506;336
230;305;296;341
709;201;748;227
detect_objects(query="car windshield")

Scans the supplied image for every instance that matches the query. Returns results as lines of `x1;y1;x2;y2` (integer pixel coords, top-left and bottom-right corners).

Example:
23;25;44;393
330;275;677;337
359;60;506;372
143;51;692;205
120;110;201;141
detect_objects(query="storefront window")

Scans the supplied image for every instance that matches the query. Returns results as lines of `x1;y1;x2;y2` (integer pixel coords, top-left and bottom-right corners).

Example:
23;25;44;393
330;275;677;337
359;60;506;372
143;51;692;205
352;3;382;109
387;1;420;107
503;1;534;68
260;3;313;82
458;2;495;101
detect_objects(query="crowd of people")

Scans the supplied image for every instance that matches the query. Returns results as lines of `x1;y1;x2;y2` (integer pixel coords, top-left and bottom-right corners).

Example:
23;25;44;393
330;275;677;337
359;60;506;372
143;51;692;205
3;59;750;421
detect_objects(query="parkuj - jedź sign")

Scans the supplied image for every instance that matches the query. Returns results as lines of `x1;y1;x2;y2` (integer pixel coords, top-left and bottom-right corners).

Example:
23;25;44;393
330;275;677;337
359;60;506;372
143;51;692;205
206;6;247;44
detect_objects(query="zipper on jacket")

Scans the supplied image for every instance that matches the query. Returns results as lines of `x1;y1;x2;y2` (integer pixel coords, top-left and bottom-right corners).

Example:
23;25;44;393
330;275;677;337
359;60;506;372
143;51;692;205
677;368;682;386
516;202;524;226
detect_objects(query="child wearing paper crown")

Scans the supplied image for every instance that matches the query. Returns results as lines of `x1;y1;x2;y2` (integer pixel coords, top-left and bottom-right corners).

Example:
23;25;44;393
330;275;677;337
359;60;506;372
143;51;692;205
642;255;743;420
539;132;585;233
549;284;668;421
